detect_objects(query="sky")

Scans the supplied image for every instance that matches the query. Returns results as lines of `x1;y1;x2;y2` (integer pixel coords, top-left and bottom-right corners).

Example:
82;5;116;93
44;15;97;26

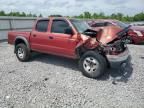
0;0;144;16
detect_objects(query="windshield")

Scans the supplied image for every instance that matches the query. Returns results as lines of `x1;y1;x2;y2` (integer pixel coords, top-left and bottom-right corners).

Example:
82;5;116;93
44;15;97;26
70;19;90;33
114;21;128;28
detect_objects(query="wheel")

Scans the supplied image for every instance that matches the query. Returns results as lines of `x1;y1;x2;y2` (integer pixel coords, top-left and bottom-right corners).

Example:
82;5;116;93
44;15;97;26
129;38;135;44
79;51;107;78
15;43;31;62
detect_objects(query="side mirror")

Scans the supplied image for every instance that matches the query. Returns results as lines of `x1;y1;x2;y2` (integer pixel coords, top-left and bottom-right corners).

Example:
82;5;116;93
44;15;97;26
64;27;73;35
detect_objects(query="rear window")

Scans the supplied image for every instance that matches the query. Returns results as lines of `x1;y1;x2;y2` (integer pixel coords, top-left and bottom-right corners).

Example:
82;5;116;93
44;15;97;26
114;21;128;28
36;20;49;32
91;22;111;27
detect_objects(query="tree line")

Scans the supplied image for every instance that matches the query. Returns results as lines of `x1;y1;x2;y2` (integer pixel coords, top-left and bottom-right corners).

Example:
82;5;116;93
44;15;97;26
75;12;144;22
0;10;144;22
0;10;42;17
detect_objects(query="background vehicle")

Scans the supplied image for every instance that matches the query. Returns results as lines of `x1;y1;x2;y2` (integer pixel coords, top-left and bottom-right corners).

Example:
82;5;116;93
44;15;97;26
8;17;130;79
130;21;144;27
88;19;144;44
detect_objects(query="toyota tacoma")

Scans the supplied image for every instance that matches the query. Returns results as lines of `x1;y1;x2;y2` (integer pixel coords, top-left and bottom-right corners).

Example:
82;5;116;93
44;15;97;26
8;17;130;78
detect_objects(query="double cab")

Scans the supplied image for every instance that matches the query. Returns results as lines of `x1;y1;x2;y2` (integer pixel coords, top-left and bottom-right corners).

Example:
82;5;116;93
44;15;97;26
8;17;130;78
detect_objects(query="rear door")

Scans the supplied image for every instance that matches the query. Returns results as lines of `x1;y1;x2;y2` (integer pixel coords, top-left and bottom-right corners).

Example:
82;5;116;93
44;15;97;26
47;19;78;58
30;20;51;52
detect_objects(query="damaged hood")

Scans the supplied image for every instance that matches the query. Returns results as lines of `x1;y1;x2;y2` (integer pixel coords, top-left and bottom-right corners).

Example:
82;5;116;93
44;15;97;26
78;26;128;49
96;26;122;44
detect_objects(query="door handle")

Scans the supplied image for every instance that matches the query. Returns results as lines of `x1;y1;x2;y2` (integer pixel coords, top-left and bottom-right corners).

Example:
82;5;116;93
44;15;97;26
33;34;37;37
48;36;54;39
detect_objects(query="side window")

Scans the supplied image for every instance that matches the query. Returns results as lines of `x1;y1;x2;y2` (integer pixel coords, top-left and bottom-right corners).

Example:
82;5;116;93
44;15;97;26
36;20;49;32
51;20;70;34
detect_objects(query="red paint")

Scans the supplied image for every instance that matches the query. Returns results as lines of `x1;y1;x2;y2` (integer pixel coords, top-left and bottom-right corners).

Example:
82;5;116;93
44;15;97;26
8;17;126;59
88;19;144;44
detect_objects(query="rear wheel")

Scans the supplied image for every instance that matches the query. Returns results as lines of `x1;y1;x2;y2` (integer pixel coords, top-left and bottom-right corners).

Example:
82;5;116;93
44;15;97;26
15;43;31;62
79;51;107;78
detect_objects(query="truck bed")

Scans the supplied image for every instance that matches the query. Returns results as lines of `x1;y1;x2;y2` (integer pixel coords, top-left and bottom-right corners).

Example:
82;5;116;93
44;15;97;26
8;31;31;45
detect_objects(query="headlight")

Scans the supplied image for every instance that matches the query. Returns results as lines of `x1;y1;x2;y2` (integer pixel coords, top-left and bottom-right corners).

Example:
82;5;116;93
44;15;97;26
133;30;143;36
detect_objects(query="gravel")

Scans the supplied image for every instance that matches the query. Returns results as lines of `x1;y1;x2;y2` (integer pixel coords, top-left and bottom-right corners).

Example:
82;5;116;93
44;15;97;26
0;42;144;108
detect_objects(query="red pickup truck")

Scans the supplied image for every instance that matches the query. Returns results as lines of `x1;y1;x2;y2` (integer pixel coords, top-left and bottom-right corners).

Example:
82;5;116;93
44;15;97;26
8;17;130;78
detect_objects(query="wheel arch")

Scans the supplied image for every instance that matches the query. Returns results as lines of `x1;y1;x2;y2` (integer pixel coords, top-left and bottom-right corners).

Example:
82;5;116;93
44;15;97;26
75;45;88;59
76;45;110;67
14;36;30;53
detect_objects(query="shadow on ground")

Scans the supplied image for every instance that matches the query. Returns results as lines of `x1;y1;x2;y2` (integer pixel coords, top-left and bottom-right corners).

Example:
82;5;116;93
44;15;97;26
31;53;79;71
98;56;133;84
30;53;133;84
140;57;144;59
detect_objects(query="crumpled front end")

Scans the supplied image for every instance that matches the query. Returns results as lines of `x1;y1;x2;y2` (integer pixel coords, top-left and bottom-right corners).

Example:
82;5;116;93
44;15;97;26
103;41;130;68
79;26;131;69
106;48;129;68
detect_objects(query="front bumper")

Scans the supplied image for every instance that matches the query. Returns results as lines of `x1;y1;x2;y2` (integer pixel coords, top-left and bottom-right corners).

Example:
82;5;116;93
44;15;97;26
106;48;129;68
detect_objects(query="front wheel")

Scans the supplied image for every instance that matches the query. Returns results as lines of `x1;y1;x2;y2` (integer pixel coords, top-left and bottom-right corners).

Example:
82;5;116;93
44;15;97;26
79;51;107;78
15;43;31;62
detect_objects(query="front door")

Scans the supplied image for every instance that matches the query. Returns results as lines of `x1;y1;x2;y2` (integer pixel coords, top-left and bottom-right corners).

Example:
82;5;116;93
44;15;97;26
48;19;78;58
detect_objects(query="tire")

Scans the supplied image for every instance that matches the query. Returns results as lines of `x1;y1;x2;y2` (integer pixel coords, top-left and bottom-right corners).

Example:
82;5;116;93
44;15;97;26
129;38;134;44
15;43;31;62
79;51;107;79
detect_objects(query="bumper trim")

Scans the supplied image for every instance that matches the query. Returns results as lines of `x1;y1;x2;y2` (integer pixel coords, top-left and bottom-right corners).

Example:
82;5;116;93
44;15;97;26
106;48;129;68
